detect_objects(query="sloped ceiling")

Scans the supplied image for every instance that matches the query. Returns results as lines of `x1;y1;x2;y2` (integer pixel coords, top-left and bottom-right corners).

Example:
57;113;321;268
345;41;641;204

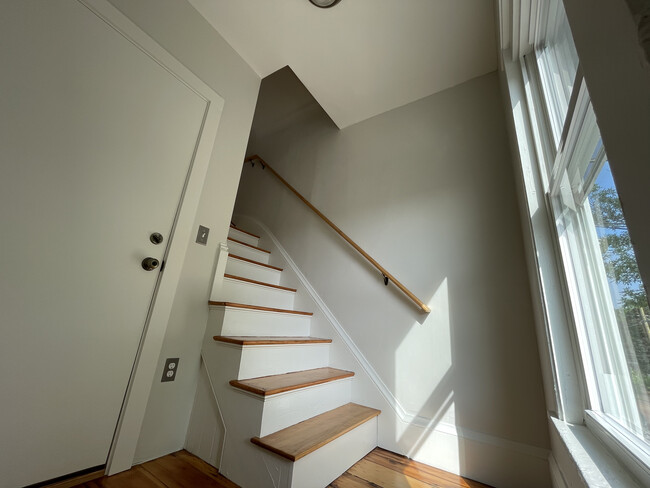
189;0;497;128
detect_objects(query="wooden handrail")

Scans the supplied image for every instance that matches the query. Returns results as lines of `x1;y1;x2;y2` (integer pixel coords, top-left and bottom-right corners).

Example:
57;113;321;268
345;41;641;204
244;155;431;313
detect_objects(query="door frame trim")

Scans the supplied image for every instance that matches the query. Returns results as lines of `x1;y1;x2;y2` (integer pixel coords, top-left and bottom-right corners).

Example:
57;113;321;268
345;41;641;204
75;0;225;475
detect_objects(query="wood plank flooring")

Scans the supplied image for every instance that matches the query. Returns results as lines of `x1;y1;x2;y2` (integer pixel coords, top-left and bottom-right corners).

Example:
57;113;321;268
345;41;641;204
65;447;492;488
70;450;238;488
329;448;494;488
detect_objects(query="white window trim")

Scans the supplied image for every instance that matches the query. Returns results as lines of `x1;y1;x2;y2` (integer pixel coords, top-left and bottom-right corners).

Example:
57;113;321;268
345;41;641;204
503;54;588;423
545;78;643;432
585;411;650;486
531;58;650;484
498;1;650;485
550;416;644;488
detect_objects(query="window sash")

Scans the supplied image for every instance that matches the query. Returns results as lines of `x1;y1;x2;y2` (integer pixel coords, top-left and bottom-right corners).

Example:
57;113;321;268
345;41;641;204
524;43;650;450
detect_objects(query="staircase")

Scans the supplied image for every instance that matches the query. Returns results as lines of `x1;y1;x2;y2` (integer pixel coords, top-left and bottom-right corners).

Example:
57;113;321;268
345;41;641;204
200;224;381;488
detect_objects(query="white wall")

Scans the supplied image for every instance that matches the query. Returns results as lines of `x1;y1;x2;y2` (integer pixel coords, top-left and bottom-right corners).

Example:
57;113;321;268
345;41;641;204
105;0;260;464
235;69;551;486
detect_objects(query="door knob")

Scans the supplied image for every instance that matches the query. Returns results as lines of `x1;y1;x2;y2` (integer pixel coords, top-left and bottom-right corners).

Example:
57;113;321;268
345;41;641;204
141;257;160;271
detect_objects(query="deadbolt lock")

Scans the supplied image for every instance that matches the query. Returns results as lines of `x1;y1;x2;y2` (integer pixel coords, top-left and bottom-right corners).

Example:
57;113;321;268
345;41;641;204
150;232;163;245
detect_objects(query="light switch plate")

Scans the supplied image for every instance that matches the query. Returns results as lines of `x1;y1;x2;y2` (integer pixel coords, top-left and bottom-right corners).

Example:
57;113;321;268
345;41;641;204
161;357;179;382
196;225;209;245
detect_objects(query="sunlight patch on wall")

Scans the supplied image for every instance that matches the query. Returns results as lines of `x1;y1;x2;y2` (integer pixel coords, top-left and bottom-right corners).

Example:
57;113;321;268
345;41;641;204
393;278;462;469
395;278;452;421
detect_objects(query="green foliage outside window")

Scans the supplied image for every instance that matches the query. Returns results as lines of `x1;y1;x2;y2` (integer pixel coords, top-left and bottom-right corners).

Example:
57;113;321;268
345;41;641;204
589;183;650;435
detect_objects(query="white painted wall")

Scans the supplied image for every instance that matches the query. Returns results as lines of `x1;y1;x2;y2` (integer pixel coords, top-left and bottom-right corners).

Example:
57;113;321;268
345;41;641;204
235;70;551;487
105;0;260;465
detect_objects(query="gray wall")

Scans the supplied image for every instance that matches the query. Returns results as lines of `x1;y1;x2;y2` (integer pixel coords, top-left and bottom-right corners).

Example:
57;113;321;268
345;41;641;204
236;69;550;486
106;0;260;463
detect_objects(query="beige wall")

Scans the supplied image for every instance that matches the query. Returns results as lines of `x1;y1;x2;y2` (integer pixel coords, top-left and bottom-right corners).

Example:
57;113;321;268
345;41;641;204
106;0;260;463
236;69;550;487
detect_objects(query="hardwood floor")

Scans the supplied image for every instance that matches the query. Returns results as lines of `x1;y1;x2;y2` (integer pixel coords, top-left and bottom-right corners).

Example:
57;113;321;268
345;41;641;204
65;447;492;488
70;450;239;488
329;448;494;488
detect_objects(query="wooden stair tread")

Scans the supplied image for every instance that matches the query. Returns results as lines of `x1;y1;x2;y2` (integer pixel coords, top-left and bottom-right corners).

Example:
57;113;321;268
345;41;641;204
208;301;312;315
230;367;354;397
228;254;283;271
251;403;380;461
213;336;331;345
224;274;296;292
227;237;271;253
229;224;260;239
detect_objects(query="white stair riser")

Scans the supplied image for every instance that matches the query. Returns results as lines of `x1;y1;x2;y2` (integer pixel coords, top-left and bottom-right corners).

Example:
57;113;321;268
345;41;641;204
238;344;330;379
228;227;260;247
201;221;380;488
291;416;377;488
209;307;310;337
221;278;295;309
228;240;270;264
226;257;281;285
258;379;352;436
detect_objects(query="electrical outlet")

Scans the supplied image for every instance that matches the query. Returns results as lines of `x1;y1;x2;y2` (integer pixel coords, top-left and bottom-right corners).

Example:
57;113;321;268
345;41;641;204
161;357;179;382
196;225;209;245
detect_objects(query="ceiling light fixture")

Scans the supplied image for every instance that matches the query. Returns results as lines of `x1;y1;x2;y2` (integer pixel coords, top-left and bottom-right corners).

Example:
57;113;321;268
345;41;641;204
309;0;342;8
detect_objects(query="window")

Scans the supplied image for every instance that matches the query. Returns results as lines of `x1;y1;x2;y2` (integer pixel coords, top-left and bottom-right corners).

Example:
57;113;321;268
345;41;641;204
535;0;578;147
527;0;650;460
551;95;650;442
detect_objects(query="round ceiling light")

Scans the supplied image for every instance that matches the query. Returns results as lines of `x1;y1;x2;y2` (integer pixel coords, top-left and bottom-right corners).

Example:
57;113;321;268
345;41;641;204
309;0;342;8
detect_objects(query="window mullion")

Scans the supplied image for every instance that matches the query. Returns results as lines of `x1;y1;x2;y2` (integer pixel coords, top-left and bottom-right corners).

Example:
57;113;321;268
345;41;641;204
550;80;590;198
523;54;557;188
558;67;583;153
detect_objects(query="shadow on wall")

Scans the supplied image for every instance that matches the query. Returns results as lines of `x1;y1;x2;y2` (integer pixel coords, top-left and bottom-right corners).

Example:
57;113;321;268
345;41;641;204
395;279;454;451
391;278;458;468
235;66;551;486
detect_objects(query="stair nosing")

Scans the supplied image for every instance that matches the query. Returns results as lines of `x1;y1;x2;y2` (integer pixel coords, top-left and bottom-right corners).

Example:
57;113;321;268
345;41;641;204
229;225;261;239
229;367;354;397
208;301;312;316
228;254;283;271
227;237;271;254
223;274;297;292
213;336;331;346
250;403;381;461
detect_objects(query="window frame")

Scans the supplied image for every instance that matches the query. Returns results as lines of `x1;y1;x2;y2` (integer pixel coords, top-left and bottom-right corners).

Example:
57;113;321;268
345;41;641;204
521;18;650;483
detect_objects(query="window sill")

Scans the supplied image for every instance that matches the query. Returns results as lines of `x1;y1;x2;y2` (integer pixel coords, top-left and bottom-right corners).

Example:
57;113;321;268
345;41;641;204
551;416;643;488
584;411;650;486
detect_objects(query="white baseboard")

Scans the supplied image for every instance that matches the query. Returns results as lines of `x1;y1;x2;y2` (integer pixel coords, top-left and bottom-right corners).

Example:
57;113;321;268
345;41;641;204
239;215;551;473
549;453;569;488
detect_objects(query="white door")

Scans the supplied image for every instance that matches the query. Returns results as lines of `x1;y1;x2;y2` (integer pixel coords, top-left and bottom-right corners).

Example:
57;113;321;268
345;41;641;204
0;2;214;486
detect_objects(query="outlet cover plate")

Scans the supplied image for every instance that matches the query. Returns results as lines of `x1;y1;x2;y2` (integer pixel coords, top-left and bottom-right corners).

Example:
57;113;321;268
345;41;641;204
161;357;179;382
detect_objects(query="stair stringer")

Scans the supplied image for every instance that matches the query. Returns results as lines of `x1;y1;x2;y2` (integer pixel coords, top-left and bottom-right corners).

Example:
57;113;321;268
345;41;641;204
200;334;294;488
